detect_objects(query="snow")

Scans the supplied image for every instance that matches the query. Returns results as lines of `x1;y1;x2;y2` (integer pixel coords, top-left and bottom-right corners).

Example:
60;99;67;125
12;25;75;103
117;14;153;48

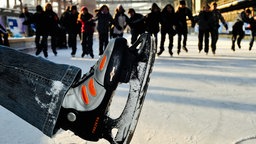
35;81;64;115
1;33;256;144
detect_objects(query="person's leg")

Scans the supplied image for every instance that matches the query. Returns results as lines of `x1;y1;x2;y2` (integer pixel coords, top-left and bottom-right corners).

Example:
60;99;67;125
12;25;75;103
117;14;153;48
1;34;154;143
87;32;94;58
35;32;40;49
198;29;204;52
158;30;166;56
211;29;218;53
168;32;174;56
98;32;104;55
36;34;48;57
231;33;237;51
177;33;182;54
0;46;81;137
103;32;109;51
204;30;210;54
153;32;158;48
3;33;9;47
81;32;88;57
182;32;188;52
50;32;57;56
237;31;245;49
42;34;49;58
51;34;58;56
249;32;255;51
69;33;77;57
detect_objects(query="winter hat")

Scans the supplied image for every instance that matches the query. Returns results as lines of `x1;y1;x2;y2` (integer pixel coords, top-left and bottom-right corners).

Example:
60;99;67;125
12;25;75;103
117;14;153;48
117;4;125;13
128;8;135;14
150;3;160;11
180;0;186;5
71;5;77;11
81;6;88;12
246;9;252;14
36;5;43;12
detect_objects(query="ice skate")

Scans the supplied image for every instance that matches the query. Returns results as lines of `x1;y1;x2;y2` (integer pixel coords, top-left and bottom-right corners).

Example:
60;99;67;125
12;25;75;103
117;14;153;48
55;33;156;144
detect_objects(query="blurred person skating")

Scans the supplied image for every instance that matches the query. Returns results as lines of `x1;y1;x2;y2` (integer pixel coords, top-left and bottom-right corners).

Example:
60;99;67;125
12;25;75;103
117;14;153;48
40;3;60;57
61;5;80;57
145;3;161;48
175;0;195;54
94;5;114;56
247;16;256;51
231;9;251;51
0;23;9;46
19;6;34;37
111;5;129;38
59;6;71;49
195;4;214;54
158;4;177;56
128;8;145;44
211;2;228;54
31;5;46;52
78;6;96;58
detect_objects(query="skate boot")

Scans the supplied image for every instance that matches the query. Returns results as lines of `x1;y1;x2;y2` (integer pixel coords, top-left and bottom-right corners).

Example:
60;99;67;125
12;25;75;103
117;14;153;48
231;44;235;51
182;46;188;52
157;48;164;56
55;33;156;144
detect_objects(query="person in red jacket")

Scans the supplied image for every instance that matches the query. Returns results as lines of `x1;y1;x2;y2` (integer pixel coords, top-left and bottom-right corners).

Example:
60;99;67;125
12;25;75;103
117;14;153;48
78;6;96;58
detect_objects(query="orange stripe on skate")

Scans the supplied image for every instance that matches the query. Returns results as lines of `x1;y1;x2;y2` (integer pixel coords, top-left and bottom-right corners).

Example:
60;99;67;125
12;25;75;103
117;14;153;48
99;55;107;71
88;78;97;96
81;85;89;105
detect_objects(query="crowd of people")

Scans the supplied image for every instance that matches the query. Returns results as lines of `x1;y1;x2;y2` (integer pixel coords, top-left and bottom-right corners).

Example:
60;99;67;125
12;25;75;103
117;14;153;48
2;0;256;58
194;3;256;55
23;1;194;58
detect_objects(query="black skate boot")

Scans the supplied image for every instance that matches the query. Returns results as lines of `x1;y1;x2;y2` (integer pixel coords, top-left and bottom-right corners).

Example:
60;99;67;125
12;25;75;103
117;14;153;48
55;33;156;144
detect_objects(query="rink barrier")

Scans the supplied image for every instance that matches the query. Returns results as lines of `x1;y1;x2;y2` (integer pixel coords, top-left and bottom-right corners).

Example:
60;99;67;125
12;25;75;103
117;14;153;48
9;37;36;52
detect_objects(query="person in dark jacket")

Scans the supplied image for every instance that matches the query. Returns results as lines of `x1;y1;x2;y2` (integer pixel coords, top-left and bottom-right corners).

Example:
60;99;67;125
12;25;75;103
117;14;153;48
175;0;195;54
128;8;145;44
195;4;214;54
0;23;9;46
145;3;161;48
158;4;177;56
59;6;71;48
19;6;34;37
231;9;251;51
42;2;59;57
78;6;95;58
94;5;114;56
247;16;256;51
61;5;79;57
32;5;45;51
211;2;228;54
111;5;129;38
